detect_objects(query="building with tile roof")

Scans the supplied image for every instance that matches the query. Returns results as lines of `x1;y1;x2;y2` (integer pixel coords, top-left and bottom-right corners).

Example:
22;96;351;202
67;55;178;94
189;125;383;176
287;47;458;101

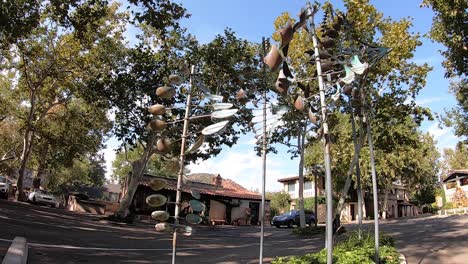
131;173;270;226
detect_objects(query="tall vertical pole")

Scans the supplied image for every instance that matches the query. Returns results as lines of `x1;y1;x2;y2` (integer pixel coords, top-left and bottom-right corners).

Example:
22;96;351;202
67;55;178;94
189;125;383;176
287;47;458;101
361;89;379;263
350;104;363;239
314;171;318;228
307;3;333;263
367;115;379;263
172;65;195;264
259;37;267;264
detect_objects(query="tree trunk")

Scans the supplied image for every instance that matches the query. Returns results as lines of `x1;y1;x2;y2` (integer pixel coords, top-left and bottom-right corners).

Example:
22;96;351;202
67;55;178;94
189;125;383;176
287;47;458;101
382;188;389;219
297;126;306;228
116;159;144;217
17;129;34;201
34;145;49;191
115;135;155;218
334;124;366;221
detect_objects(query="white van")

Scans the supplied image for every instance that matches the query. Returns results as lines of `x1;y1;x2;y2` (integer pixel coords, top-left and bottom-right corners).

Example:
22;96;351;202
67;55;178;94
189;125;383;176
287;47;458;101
0;176;10;199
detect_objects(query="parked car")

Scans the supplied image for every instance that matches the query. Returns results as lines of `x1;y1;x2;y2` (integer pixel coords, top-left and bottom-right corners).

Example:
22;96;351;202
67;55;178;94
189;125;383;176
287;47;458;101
272;210;316;228
0;176;9;199
28;190;60;208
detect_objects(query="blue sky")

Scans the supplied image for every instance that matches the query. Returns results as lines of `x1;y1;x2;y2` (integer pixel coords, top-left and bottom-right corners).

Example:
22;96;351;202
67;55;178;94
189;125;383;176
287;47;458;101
104;0;461;192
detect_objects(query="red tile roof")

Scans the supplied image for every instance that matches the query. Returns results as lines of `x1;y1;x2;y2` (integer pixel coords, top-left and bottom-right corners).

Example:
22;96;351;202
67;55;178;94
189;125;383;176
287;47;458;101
140;174;268;201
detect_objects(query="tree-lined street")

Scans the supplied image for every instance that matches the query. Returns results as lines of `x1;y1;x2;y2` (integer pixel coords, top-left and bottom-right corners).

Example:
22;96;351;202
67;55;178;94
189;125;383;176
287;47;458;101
1;200;467;263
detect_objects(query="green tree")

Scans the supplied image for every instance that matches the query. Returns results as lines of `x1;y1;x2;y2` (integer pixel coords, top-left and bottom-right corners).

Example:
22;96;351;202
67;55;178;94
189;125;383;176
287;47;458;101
422;0;467;77
441;80;467;141
97;22;262;217
442;142;468;174
0;0;111;52
0;3;125;200
301;0;435;220
267;191;291;217
46;154;106;194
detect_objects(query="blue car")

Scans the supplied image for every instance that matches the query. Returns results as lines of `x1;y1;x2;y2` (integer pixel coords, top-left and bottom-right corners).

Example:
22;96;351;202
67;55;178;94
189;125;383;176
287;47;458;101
272;210;316;228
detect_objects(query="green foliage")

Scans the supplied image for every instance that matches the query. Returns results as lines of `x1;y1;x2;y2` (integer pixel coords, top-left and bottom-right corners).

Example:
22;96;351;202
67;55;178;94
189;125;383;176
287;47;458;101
272;232;399;264
46;155;106;194
442;202;453;210
441;80;467;141
422;0;467;77
111;146;177;183
292;226;325;237
267;191;291;216
442;142;468;173
294;197;326;212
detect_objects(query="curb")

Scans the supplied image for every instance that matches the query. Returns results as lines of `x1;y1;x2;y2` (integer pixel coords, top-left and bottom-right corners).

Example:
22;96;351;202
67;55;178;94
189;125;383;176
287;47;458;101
1;237;28;264
399;253;407;264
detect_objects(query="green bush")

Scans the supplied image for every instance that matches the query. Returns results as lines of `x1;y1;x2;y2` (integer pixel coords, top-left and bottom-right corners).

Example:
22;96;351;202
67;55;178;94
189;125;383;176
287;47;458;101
442;202;453;209
292;226;325;237
272;232;400;264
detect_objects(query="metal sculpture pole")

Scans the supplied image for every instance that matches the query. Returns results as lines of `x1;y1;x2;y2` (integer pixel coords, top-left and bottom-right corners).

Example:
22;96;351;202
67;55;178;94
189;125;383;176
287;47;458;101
172;65;195;264
365;107;379;263
259;38;267;264
350;105;363;239
307;3;333;263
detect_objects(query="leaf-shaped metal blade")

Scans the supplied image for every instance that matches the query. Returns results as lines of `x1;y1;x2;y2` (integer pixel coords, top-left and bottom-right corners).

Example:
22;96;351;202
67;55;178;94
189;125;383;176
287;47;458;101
350;55;368;75
308;107;319;125
331;83;342;102
148;104;166;115
146;194;168;207
151;210;170;221
169;74;184;85
201;121;229;135
282;62;294;78
176;225;193;236
156;86;176;99
149;178;167;191
212;103;233;110
340;66;355;84
263;45;282;71
155;222;173;232
211;109;239;119
279;22;294;48
186;214;203;224
189;200;206;212
186;135;205;154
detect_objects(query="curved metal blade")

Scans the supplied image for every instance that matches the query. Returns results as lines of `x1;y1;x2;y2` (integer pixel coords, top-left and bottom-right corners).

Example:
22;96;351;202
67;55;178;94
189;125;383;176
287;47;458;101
201;121;230;135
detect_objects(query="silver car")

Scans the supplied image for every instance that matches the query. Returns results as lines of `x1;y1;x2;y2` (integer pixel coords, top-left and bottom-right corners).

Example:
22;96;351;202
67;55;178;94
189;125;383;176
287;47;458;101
28;190;60;208
0;176;9;199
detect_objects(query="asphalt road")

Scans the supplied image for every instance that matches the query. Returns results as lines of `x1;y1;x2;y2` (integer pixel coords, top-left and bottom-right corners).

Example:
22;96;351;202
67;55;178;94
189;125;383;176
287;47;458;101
1;199;467;263
375;214;468;264
0;200;323;263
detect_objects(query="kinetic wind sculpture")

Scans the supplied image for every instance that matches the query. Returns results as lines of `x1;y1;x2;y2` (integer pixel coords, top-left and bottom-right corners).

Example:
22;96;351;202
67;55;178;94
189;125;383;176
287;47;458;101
263;2;389;264
146;65;240;264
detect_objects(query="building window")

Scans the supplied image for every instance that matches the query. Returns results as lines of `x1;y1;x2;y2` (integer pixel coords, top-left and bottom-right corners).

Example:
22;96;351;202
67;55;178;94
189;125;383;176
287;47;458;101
304;181;312;190
288;182;295;192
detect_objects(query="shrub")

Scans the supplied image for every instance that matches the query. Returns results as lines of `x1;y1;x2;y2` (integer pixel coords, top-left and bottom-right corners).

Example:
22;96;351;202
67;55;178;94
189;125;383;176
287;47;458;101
272;232;400;264
292;226;325;237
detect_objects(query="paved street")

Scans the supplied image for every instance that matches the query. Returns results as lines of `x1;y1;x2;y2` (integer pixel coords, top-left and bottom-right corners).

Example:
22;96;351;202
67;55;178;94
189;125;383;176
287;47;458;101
0;200;323;263
376;214;468;264
1;199;467;263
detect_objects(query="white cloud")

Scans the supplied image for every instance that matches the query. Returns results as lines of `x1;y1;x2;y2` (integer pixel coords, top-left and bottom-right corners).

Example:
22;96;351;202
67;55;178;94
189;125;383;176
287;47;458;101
426;123;459;152
415;97;444;106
